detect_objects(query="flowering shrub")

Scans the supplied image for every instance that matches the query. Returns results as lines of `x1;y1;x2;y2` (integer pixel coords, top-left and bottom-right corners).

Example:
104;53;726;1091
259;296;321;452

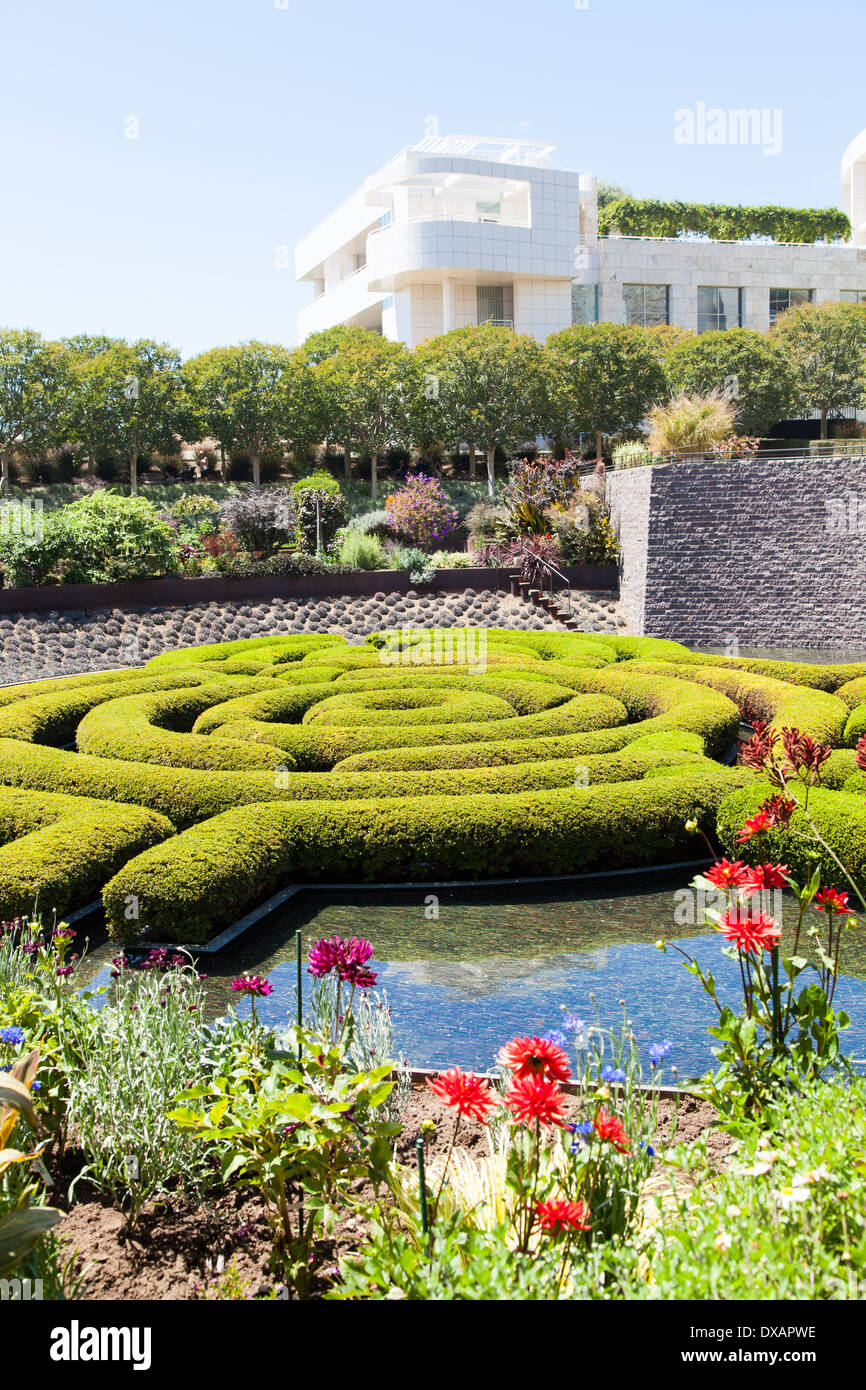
385;474;459;550
659;721;864;1119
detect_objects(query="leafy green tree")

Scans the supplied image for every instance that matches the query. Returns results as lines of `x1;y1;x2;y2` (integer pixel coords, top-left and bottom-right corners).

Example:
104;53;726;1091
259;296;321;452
546;323;667;458
423;324;554;497
315;334;418;500
183;342;318;488
770;302;866;438
0;329;69;495
665;329;797;435
67;339;185;494
596;181;629;209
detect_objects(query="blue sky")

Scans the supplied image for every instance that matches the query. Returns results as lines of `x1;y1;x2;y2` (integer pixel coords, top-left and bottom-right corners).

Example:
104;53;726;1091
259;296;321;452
2;0;863;356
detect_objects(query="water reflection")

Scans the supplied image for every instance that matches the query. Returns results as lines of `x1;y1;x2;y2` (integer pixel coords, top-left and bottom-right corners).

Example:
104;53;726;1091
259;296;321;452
76;871;866;1078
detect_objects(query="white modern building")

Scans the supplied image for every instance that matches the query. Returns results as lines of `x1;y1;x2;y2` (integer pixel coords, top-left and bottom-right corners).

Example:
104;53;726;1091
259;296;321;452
296;132;866;349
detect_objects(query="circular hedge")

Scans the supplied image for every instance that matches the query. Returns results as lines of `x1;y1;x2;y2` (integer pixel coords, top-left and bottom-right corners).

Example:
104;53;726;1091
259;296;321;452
0;630;864;942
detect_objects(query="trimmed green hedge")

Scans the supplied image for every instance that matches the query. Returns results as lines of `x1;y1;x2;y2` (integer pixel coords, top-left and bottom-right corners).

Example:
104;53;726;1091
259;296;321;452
624;660;849;744
717;782;866;895
103;764;745;941
0;629;860;938
0;786;174;920
0;673;201;746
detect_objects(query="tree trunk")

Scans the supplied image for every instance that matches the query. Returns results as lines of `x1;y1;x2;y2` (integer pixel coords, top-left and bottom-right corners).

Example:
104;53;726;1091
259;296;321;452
219;442;226;480
130;452;138;497
344;444;352;480
251;454;261;490
595;430;603;461
370;453;378;502
468;443;477;479
486;446;496;500
820;408;828;441
0;450;9;498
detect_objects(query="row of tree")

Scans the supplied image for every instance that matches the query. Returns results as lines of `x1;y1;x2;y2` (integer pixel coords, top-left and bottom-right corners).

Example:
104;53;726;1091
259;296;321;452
2;303;865;499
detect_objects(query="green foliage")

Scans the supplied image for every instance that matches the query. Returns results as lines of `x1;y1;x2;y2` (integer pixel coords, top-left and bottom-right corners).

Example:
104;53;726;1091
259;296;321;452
0;785;174;920
0;490;179;587
638;1076;866;1299
169;1030;397;1293
599;197;851;244
64;961;212;1226
337;528;386;569
546;323;667;449
665;329;798;435
0;329;70;494
770;301;866;436
101;763;741;940
65;338;186;495
183;343;320;488
291;472;348;551
419;325;555;497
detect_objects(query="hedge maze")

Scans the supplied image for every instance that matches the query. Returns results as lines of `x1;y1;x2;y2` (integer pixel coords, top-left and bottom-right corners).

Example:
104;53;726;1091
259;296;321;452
0;630;864;942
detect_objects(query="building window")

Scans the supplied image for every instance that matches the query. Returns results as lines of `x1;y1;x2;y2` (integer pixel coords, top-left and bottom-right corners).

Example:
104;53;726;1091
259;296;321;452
379;210;393;230
769;288;813;322
381;295;394;311
476;200;501;219
477;285;504;324
840;289;866;304
697;287;744;333
571;283;598;325
623;284;669;327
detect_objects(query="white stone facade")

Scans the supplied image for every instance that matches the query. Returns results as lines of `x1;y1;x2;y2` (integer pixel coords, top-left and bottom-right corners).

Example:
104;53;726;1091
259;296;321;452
296;132;866;349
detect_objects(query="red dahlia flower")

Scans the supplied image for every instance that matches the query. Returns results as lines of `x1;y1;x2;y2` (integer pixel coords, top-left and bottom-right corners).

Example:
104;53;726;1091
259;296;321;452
705;859;749;889
499;1035;572;1083
742;862;789;894
735;811;772;843
593;1109;630;1153
716;910;781;955
536;1199;591;1234
426;1068;498;1124
504;1074;568;1129
814;887;851;915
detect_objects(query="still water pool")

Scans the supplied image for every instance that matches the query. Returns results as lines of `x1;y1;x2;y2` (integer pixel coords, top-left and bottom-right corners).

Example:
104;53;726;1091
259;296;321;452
80;868;866;1079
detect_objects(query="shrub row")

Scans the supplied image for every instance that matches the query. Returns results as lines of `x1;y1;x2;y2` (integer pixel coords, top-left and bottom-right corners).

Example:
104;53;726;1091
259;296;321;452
717;782;866;894
0;785;174;920
103;764;746;942
624;660;850;744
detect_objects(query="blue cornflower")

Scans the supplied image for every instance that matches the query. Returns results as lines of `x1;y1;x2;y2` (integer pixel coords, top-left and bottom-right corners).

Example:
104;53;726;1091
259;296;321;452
562;1015;586;1034
602;1065;627;1084
649;1040;673;1066
640;1139;655;1157
571;1120;594;1135
544;1029;567;1047
31;1081;42;1092
0;1026;23;1046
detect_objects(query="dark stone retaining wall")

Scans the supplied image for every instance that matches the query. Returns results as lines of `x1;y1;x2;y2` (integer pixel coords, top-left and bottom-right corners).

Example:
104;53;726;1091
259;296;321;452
607;456;866;648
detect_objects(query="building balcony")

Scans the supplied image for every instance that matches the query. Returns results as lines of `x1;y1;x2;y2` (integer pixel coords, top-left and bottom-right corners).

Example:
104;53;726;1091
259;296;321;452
365;217;576;290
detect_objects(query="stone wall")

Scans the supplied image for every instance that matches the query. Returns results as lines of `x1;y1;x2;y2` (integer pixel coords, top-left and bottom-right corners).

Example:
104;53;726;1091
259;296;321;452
607;455;866;648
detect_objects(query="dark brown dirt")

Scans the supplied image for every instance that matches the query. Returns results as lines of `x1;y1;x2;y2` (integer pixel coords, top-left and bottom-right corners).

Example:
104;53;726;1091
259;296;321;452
56;1085;724;1300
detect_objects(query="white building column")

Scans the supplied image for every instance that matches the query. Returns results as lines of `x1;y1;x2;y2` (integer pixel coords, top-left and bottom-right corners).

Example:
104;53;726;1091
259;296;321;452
442;276;455;332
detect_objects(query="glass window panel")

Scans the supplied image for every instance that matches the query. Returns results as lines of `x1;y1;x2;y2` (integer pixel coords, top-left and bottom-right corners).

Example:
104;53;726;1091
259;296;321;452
571;283;598;325
622;285;645;324
643;285;669;327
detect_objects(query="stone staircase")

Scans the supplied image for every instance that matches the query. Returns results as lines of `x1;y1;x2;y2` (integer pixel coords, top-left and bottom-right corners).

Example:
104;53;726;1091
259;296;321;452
506;572;605;631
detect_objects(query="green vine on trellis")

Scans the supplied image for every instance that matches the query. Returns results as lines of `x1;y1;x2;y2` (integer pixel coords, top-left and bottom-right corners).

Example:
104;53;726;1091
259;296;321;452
598;198;851;245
